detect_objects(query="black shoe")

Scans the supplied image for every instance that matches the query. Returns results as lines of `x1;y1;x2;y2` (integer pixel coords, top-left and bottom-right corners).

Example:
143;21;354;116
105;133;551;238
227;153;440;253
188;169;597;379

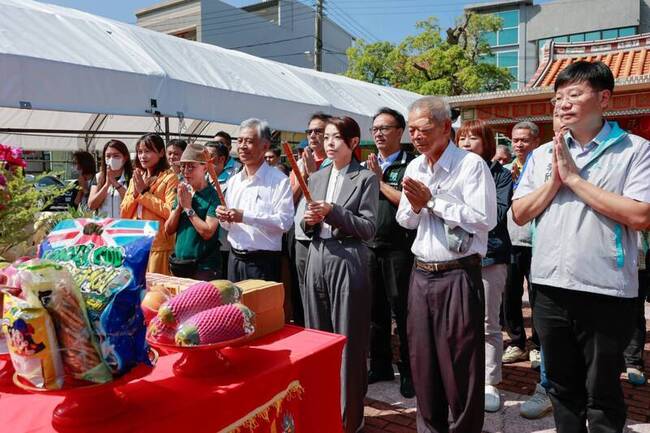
400;375;415;399
367;369;394;384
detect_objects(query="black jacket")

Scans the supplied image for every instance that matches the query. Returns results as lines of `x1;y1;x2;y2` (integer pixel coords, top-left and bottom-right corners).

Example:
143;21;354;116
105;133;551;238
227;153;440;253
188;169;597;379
365;150;417;250
483;160;513;266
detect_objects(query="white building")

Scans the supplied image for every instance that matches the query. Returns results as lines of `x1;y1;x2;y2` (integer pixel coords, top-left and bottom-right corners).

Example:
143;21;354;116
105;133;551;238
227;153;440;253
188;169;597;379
136;0;354;73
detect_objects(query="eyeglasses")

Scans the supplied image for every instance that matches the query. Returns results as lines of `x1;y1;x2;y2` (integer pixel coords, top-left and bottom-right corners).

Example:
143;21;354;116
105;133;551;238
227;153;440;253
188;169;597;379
369;125;399;135
305;128;324;135
179;163;202;172
550;90;597;106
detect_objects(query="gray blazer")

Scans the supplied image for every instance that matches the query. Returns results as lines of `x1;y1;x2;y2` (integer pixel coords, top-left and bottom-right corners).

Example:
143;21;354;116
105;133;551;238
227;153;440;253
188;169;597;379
301;158;379;241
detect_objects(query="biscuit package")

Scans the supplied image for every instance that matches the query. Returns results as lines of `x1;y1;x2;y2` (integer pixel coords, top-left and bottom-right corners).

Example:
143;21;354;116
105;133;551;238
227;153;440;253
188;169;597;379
39;218;158;375
2;293;65;389
18;260;112;384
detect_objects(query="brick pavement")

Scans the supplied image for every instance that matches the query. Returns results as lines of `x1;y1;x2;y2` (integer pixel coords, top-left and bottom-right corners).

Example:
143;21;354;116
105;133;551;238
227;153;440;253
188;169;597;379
364;304;650;432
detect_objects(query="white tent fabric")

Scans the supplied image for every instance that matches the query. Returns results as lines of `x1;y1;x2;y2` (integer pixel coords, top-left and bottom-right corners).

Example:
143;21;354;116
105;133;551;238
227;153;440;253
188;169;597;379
0;0;421;151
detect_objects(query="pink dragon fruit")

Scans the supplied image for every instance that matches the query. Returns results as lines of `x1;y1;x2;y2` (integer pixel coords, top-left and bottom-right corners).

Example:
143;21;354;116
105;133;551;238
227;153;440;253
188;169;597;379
157;280;242;326
175;303;255;346
147;316;176;345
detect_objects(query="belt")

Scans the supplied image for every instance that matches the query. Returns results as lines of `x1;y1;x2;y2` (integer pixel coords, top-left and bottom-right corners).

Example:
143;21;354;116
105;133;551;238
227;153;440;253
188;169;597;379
230;247;281;258
415;254;480;273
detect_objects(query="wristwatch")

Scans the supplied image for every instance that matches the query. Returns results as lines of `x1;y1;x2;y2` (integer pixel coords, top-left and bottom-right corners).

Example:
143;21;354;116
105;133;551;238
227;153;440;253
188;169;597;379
425;198;435;214
184;208;196;217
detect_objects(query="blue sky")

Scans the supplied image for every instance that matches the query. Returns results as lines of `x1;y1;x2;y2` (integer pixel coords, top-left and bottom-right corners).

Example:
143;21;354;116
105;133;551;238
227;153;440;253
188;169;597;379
37;0;476;44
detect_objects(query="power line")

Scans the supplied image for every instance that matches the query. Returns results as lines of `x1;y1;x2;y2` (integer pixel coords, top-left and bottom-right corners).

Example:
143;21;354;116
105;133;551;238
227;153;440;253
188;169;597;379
226;34;314;50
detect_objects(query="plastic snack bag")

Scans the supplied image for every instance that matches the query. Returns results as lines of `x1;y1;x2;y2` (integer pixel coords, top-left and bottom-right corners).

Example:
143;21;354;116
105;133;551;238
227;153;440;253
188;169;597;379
19;260;112;384
39;218;158;376
2;293;65;389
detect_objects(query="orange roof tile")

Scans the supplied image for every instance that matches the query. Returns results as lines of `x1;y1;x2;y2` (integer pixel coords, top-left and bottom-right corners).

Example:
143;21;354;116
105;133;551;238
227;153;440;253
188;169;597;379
528;33;650;88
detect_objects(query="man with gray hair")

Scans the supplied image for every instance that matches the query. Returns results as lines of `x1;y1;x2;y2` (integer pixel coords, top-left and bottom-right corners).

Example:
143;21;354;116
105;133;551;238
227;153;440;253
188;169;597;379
502;121;541;367
396;96;497;433
217;118;294;282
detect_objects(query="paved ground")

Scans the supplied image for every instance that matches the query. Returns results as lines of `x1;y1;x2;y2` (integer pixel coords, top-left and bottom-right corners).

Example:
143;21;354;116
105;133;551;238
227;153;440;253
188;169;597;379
363;292;650;433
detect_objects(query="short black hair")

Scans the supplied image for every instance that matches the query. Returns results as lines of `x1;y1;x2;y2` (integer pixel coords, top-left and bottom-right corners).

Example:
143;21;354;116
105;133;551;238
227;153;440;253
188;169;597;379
205;141;229;158
554;61;615;93
269;147;281;158
214;131;232;146
309;112;332;124
372;107;406;130
166;139;187;152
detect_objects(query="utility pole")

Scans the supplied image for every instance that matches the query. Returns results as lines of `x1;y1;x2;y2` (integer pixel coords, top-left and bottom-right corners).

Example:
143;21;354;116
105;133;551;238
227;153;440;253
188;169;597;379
314;0;323;71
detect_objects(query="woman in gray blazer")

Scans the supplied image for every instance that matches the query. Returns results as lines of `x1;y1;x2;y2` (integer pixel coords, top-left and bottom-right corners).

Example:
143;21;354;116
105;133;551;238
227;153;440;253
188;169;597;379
302;116;379;433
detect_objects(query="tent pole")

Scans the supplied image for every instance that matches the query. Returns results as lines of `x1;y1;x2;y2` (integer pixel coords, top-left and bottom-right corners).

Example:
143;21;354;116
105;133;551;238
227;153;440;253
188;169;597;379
164;117;170;142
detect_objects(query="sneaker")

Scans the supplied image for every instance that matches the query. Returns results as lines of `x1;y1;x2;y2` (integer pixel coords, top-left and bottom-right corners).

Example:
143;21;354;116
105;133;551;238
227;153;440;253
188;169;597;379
529;349;541;370
485;385;501;412
627;367;647;386
520;383;552;419
503;345;528;364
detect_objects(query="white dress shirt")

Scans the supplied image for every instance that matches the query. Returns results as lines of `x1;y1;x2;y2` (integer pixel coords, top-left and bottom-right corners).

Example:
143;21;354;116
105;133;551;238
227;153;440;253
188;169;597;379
221;161;294;251
319;164;348;239
396;142;497;262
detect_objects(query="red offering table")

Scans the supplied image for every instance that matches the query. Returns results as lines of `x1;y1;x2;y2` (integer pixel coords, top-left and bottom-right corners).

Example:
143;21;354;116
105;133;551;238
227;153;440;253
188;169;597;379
0;325;346;433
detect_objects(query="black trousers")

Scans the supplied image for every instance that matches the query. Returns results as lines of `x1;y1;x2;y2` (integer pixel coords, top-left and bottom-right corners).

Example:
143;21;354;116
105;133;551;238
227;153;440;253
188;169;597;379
408;263;485;433
623;270;648;369
227;250;282;283
503;246;539;349
368;247;413;377
534;284;635;433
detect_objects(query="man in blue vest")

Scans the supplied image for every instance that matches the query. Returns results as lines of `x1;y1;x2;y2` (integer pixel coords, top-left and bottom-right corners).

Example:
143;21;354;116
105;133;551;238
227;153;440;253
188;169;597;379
364;107;416;398
512;61;650;432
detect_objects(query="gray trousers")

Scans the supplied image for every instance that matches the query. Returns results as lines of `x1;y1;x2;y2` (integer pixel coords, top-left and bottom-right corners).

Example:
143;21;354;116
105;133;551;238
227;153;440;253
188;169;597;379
303;238;371;433
483;263;507;385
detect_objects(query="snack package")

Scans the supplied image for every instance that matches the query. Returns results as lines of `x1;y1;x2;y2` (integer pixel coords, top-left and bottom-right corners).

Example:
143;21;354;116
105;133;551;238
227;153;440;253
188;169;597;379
19;260;112;384
39;218;158;376
2;293;64;389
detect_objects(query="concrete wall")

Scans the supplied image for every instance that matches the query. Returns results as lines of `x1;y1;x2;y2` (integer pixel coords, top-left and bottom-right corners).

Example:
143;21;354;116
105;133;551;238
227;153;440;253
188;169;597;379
640;0;650;32
526;0;640;41
136;0;201;41
200;0;352;73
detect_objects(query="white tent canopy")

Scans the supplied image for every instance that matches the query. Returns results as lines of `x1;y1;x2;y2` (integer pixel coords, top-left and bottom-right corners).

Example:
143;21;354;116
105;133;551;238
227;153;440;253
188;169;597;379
0;0;421;151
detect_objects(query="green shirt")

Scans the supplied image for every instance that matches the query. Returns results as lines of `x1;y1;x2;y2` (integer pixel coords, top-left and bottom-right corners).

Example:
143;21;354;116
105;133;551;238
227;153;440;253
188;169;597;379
174;184;221;271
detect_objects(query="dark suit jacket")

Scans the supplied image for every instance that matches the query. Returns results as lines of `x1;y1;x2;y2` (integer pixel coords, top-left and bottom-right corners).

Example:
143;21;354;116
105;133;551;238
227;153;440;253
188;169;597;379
301;158;379;241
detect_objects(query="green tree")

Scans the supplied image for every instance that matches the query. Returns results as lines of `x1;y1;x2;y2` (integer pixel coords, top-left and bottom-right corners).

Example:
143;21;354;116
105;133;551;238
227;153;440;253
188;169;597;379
344;40;396;85
345;13;513;95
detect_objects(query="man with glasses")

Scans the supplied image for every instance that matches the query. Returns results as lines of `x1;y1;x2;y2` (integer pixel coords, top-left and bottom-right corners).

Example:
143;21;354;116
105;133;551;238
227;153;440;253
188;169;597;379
217;118;294;282
363;107;416;398
290;112;332;324
264;148;281;167
397;96;496;433
512;61;650;432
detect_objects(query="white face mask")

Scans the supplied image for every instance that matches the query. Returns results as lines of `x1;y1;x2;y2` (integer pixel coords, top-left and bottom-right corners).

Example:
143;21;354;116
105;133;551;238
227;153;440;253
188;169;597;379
106;157;124;171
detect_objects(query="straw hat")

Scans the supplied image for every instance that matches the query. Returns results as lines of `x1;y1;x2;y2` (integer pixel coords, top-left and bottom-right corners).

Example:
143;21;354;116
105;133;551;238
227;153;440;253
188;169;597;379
179;142;209;163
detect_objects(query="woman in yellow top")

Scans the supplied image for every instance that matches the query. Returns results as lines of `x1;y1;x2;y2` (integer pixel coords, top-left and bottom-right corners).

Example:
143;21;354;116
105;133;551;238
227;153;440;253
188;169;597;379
121;133;179;275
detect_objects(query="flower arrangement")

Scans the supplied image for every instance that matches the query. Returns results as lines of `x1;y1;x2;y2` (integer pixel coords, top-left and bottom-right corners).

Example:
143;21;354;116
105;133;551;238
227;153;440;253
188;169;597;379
0;144;70;261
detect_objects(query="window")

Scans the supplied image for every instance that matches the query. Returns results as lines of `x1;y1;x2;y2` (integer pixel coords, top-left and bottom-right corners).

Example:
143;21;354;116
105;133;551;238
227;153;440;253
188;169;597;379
569;33;585;42
479;50;518;88
499;28;519;45
481;9;519;47
482;31;497;46
618;27;636;37
602;29;618;39
554;36;569;43
585;31;601;41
